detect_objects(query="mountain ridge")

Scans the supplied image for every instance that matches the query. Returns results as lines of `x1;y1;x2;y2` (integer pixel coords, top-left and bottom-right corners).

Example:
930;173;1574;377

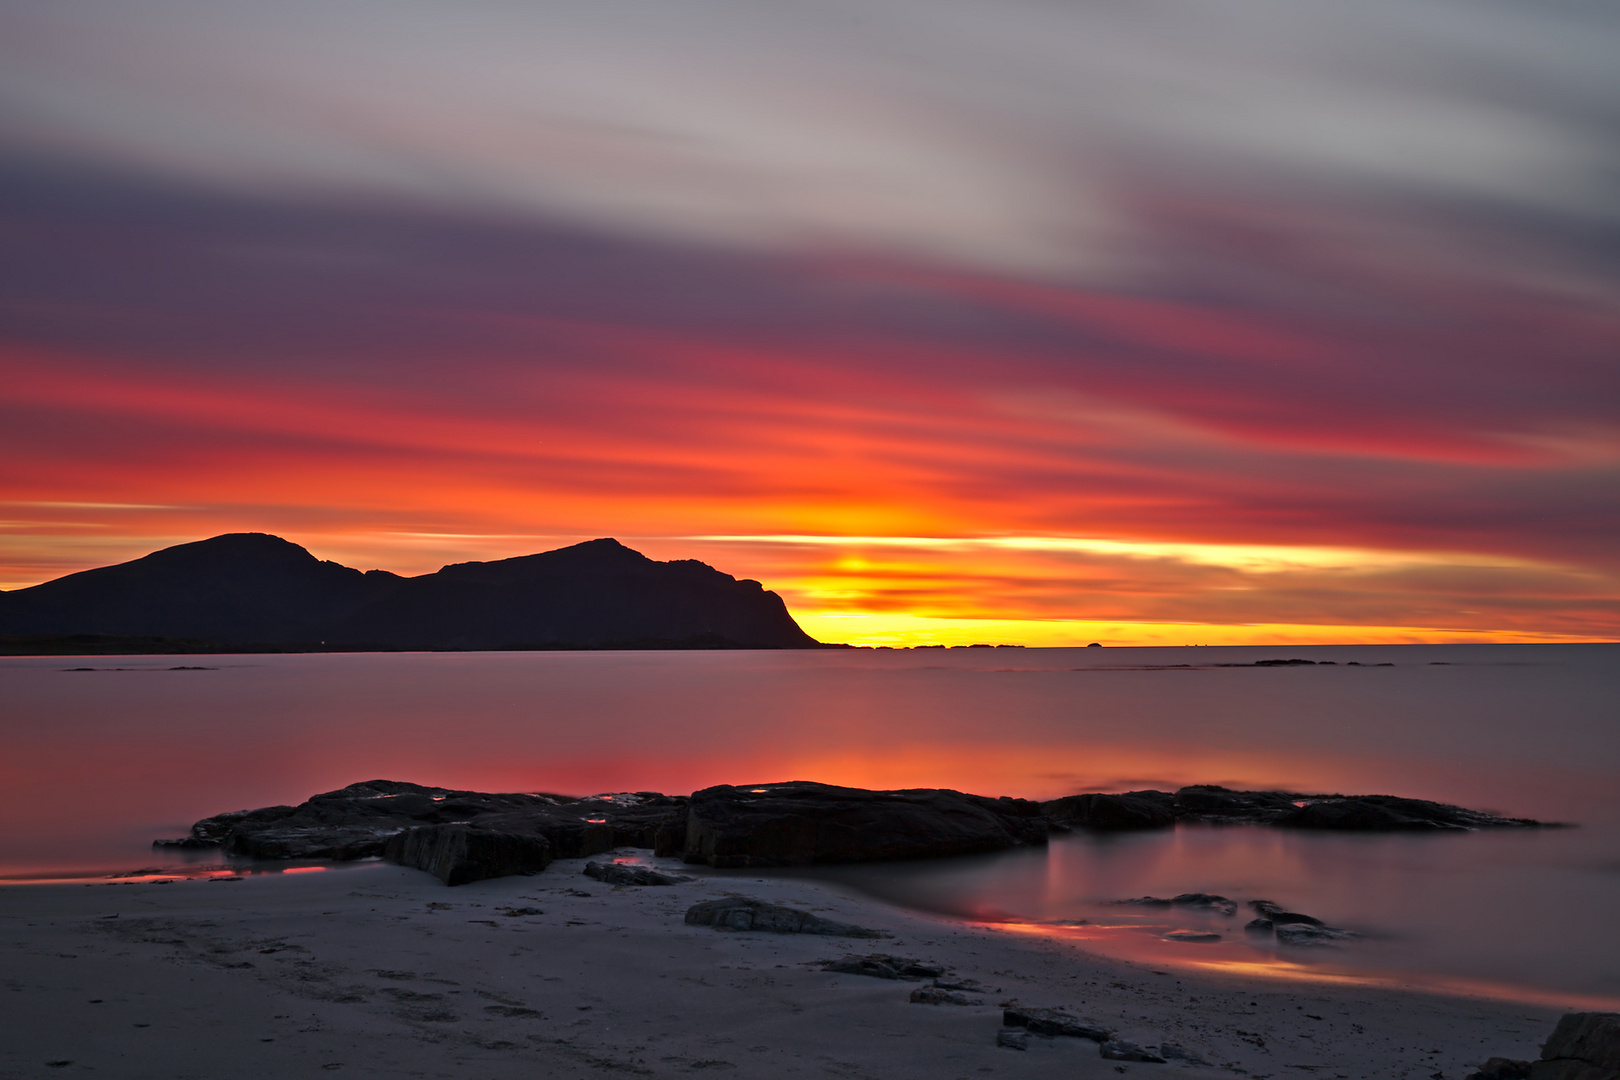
0;533;820;652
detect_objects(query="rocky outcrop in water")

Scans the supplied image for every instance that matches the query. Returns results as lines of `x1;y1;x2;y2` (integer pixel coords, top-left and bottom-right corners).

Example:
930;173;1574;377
155;780;688;871
155;778;1555;886
682;780;1050;868
1045;784;1550;832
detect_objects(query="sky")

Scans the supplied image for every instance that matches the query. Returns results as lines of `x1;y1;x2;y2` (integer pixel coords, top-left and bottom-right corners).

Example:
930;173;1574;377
1;0;1617;646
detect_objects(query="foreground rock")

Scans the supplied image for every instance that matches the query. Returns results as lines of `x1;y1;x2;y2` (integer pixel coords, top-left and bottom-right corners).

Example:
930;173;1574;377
384;824;551;886
683;780;1049;868
683;898;885;937
820;954;943;979
1003;1006;1114;1042
1045;784;1551;832
1470;1012;1620;1080
155;780;689;869
583;861;693;886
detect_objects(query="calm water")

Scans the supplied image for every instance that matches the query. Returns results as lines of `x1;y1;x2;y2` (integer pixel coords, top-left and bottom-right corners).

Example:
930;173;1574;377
3;644;1617;1002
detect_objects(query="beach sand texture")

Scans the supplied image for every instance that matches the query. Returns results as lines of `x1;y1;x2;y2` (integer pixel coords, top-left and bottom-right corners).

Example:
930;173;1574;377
0;856;1562;1079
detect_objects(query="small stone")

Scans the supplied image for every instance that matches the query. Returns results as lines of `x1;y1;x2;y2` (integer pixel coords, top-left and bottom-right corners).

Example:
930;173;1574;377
1245;918;1275;936
909;987;980;1005
1003;1006;1113;1042
583;861;692;886
1100;1040;1168;1063
1160;1043;1213;1066
1164;930;1222;943
996;1029;1029;1051
684;898;885;937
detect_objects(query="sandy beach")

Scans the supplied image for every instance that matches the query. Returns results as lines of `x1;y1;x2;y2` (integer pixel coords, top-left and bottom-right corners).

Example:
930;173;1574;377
0;853;1564;1080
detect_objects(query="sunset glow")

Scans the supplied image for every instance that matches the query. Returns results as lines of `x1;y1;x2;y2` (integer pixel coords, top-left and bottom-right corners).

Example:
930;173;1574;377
2;0;1616;644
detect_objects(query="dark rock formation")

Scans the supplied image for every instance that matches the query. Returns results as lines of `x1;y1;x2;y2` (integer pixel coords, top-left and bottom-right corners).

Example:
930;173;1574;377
1163;930;1222;943
910;987;980;1005
682;780;1049;868
820;955;943;979
682;898;884;937
1274;922;1357;946
1471;1013;1620;1079
582;861;692;886
154;777;1552;887
1112;893;1236;915
1249;899;1324;926
1003;1006;1113;1042
154;780;688;875
1046;784;1550;832
1;533;818;650
384;825;552;886
1043;791;1176;831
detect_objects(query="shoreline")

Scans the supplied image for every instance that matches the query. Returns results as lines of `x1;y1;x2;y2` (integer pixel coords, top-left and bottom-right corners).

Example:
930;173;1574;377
0;852;1570;1079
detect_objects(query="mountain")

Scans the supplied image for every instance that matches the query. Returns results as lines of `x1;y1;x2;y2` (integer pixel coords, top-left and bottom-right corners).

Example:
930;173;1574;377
0;533;819;650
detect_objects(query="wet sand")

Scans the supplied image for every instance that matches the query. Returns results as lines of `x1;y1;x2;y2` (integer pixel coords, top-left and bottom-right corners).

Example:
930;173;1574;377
0;855;1562;1079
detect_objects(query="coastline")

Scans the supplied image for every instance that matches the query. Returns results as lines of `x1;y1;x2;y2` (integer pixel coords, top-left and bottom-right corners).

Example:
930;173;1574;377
0;855;1568;1079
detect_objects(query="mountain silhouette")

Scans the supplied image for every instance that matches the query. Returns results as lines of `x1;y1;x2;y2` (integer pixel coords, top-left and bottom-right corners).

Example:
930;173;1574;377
0;533;819;650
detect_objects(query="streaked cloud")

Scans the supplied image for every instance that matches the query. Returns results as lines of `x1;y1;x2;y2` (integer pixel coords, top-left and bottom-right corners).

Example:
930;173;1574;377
0;0;1616;641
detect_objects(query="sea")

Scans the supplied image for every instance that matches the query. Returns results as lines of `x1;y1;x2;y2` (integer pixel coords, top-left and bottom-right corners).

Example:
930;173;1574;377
3;643;1616;1007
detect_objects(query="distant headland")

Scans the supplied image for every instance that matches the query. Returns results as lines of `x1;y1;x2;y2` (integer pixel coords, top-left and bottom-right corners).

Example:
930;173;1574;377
0;533;821;654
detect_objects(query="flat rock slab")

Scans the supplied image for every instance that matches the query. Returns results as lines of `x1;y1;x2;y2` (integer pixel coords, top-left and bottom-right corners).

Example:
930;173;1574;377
682;780;1049;868
1004;1006;1114;1042
583;861;693;886
684;897;885;937
820;954;943;979
1044;784;1551;832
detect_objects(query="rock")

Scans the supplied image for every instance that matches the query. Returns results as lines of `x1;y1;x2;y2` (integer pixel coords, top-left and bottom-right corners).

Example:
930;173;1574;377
1042;791;1177;831
1467;1060;1532;1079
1100;1040;1168;1063
1539;1013;1620;1073
682;781;1049;868
1249;900;1325;926
1164;930;1222;943
1160;785;1549;831
1160;1043;1213;1066
909;987;981;1005
1170;892;1237;915
1245;918;1275;936
996;1029;1029;1051
582;861;692;886
383;825;552;886
1003;1006;1113;1042
822;954;942;979
1527;1064;1620;1080
155;780;689;873
683;898;884;937
1274;922;1358;946
1112;896;1175;908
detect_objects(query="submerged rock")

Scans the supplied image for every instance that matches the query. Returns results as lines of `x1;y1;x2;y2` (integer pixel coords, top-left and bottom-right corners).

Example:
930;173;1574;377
682;780;1049;868
1249;900;1325;926
1164;930;1222;943
1274;922;1358;946
683;898;885;937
